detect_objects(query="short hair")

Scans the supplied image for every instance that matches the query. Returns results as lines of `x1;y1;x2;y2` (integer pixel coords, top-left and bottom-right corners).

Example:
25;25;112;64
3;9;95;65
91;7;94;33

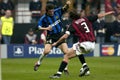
28;28;33;32
46;4;54;12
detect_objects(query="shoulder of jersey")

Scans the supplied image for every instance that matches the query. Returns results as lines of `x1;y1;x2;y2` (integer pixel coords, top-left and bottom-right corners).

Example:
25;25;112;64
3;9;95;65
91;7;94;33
40;14;47;20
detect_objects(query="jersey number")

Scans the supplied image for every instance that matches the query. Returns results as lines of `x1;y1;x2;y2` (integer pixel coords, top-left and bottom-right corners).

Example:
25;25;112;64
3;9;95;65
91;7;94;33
81;22;90;33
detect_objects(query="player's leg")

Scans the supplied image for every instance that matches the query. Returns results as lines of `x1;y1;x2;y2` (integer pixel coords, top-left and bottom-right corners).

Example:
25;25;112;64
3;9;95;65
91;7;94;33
61;43;90;77
58;43;70;75
75;45;90;76
53;42;90;77
38;44;52;64
72;42;90;77
50;47;76;79
34;44;52;71
78;54;90;77
76;42;95;76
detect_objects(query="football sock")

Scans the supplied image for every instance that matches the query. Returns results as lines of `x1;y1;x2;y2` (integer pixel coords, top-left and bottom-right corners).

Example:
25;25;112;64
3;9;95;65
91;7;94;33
64;66;68;70
82;63;88;68
78;55;88;68
57;61;68;74
78;54;86;65
38;53;45;65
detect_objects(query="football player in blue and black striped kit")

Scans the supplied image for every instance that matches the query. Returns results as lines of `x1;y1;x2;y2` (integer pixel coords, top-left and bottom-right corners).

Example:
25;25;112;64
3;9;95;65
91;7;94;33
34;0;71;74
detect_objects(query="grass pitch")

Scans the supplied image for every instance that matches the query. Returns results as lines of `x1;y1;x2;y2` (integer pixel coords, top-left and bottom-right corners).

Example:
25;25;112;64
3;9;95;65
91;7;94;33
1;57;120;80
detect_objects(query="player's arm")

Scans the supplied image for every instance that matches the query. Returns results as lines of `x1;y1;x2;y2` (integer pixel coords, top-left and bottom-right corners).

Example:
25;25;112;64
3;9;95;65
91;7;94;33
52;31;70;46
38;25;52;31
52;25;75;46
62;0;71;12
97;11;114;18
37;18;52;31
87;11;114;22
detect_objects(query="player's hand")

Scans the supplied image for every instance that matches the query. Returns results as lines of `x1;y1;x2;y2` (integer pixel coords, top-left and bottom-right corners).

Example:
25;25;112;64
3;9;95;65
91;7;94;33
114;33;120;36
32;40;37;45
108;11;115;14
66;0;71;5
98;11;115;18
47;25;52;31
52;42;57;47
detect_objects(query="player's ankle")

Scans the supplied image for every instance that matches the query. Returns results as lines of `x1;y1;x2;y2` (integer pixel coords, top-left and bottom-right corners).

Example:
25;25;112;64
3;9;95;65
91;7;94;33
57;71;62;75
82;63;87;68
37;61;41;65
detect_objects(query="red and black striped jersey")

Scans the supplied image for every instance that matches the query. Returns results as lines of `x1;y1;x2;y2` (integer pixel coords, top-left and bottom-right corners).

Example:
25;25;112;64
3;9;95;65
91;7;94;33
68;15;98;42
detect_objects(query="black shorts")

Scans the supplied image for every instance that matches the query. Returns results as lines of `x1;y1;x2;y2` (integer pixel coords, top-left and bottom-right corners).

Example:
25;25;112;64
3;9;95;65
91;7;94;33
46;32;66;47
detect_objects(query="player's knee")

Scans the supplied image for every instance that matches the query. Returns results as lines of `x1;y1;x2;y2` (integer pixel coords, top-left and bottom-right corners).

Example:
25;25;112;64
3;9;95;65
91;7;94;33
63;54;69;62
67;53;72;59
63;49;69;54
44;49;51;55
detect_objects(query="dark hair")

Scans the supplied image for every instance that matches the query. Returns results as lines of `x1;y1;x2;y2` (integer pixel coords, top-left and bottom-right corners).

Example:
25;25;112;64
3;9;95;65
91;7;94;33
28;28;33;32
46;4;54;12
69;10;80;20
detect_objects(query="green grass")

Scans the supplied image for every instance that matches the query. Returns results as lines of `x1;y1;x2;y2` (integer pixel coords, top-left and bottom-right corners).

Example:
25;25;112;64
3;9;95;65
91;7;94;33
1;57;120;80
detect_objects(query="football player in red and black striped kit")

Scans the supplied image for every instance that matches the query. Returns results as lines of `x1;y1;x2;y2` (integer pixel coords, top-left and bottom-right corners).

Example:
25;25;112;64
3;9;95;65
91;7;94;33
50;10;114;78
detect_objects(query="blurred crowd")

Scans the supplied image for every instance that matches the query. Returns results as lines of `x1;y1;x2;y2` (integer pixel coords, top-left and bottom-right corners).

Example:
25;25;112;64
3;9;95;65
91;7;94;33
0;0;120;44
0;0;14;17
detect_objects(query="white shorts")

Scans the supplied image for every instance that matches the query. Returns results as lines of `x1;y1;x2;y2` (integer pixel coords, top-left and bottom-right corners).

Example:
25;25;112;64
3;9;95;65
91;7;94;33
73;41;95;55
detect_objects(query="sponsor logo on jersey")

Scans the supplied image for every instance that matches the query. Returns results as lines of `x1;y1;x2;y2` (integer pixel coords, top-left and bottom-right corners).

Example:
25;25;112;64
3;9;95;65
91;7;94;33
50;19;61;27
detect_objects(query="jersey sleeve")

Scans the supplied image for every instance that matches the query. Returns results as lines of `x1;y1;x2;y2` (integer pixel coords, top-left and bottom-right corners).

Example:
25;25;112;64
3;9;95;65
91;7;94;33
54;7;63;17
38;15;47;28
38;18;43;28
66;25;75;35
87;15;98;23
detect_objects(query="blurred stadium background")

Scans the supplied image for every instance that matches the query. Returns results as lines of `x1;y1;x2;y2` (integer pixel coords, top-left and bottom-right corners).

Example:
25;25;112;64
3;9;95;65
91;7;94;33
0;0;120;80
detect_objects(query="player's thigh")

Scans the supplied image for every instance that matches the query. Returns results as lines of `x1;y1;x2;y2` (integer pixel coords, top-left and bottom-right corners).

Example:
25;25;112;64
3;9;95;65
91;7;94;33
59;43;68;54
44;44;52;54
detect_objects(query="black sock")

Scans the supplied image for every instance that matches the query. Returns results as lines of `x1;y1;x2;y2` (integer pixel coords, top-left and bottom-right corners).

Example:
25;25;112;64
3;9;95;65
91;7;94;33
58;61;68;73
78;54;86;64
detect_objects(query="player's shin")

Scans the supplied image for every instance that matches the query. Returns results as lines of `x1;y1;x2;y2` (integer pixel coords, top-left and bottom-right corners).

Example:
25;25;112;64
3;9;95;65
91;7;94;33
38;53;45;64
34;53;46;71
78;54;90;76
78;54;86;65
57;60;68;75
49;60;68;78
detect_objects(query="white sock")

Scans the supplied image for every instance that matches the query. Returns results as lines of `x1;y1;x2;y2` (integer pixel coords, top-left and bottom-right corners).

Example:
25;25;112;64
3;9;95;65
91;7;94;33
57;71;62;75
64;67;68;70
82;63;87;67
38;53;45;65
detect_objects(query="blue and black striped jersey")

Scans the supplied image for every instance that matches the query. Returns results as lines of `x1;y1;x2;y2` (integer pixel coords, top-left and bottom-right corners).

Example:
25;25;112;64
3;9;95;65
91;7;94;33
38;7;64;34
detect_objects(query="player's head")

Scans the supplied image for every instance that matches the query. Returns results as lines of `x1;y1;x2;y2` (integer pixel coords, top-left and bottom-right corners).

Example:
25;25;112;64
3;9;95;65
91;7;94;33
69;10;80;20
28;28;34;36
5;10;12;18
46;4;54;16
80;10;85;18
